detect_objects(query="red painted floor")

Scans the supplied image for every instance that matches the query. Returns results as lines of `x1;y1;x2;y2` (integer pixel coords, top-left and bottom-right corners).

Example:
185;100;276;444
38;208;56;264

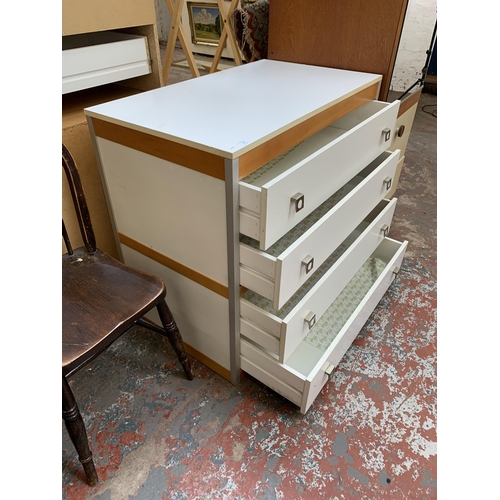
62;77;437;498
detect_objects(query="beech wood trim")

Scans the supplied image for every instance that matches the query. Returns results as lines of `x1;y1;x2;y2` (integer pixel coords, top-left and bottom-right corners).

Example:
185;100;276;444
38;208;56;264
182;343;245;382
237;82;379;179
91;118;225;180
398;87;422;117
139;319;244;382
119;232;229;298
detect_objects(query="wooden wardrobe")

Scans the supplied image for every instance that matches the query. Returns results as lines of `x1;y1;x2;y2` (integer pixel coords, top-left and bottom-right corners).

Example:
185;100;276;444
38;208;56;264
268;0;409;102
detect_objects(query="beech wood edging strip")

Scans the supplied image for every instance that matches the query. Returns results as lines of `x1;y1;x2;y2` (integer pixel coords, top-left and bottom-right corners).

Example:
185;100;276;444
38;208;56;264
183;343;246;382
238;82;380;179
397;87;422;117
92;118;226;180
119;232;229;298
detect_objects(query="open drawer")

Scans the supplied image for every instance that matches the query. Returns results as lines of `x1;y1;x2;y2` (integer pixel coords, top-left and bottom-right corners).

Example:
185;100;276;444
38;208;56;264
239;99;400;250
241;237;407;414
240;150;400;310
62;31;151;94
240;196;399;363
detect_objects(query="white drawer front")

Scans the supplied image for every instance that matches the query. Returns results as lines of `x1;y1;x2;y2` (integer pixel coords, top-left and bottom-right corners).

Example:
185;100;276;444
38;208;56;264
240;238;407;414
239;100;400;250
240;150;400;309
62;31;151;94
240;196;399;363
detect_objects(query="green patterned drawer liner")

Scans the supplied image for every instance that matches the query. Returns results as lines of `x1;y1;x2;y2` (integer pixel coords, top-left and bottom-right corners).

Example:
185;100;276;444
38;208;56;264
241;126;345;186
241;142;304;185
240;177;363;257
303;257;386;352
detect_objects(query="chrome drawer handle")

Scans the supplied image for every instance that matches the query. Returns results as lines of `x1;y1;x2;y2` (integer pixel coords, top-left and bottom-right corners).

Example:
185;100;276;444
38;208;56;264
382;128;391;142
302;255;314;274
383;177;392;190
304;311;316;329
324;363;335;376
381;224;389;237
291;192;305;212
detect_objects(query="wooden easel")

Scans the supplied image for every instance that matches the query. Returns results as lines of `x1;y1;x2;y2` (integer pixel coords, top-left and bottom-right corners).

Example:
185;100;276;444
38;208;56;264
162;0;243;85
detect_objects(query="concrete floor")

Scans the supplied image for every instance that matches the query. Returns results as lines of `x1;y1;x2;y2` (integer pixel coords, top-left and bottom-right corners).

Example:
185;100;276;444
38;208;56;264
62;50;437;499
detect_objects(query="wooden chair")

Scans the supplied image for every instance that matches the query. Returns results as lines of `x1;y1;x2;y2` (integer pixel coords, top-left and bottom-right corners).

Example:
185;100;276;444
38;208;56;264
62;144;194;486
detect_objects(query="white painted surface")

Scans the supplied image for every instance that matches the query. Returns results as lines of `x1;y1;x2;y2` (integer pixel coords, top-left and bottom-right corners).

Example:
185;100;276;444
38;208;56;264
62;32;151;94
154;0;171;43
95;138;229;285
122;245;232;370
85;60;381;158
391;0;437;92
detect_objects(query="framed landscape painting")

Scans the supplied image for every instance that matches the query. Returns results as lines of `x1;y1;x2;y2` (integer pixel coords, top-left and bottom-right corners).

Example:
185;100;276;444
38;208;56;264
187;2;223;46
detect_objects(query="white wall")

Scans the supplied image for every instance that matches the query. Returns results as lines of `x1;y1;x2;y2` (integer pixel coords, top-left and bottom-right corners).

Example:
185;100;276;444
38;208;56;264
391;0;437;92
154;0;171;43
153;0;437;92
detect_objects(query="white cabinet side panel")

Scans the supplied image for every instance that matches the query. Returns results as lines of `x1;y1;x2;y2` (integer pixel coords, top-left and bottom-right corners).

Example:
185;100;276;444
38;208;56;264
96;138;228;285
121;246;231;370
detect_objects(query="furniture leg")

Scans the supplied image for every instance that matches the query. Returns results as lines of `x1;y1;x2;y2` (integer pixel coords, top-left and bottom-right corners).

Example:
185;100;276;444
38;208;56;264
156;300;194;380
62;377;98;486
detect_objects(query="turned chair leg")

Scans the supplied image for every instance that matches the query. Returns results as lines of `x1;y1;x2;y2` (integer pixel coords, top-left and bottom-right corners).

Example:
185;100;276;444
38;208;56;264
62;377;98;486
156;300;194;380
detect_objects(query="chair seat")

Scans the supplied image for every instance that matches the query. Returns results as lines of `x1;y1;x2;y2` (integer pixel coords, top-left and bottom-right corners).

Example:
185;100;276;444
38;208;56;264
62;248;166;376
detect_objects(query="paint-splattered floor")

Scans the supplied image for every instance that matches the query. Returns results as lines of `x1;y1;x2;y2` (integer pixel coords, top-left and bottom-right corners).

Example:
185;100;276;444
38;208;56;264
62;56;437;499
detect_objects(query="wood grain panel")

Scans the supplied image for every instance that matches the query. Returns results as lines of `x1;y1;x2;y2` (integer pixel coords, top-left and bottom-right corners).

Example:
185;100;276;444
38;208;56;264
63;0;156;35
91;118;226;180
238;82;379;178
268;0;409;101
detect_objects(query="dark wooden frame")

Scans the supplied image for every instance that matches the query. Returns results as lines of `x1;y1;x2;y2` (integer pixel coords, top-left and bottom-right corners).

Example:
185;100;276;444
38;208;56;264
62;144;193;485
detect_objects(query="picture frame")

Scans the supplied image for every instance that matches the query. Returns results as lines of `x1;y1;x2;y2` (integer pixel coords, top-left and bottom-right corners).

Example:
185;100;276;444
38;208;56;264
187;2;223;46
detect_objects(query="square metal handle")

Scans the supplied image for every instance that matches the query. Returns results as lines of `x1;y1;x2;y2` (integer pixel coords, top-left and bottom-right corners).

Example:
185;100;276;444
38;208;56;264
382;128;391;142
302;255;314;274
304;311;316;329
381;224;389;237
291;192;305;212
383;177;392;191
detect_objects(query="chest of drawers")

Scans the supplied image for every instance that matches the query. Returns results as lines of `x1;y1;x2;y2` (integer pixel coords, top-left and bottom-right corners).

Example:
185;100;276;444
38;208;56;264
85;60;407;414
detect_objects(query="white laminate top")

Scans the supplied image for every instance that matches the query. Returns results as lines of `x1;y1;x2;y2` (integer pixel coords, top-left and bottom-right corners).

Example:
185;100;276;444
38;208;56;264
85;59;381;159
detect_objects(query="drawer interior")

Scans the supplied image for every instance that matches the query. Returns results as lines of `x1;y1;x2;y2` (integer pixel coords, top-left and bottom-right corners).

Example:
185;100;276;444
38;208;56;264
240;100;392;189
62;31;146;52
244;238;404;378
240;179;358;256
240;151;392;253
241;197;394;317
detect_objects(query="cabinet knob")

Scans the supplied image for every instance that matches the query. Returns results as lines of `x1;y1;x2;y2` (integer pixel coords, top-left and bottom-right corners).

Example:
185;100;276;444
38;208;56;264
383;177;392;191
304;311;316;329
382;128;391;142
397;125;406;137
302;255;314;274
381;224;389;237
291;192;305;212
